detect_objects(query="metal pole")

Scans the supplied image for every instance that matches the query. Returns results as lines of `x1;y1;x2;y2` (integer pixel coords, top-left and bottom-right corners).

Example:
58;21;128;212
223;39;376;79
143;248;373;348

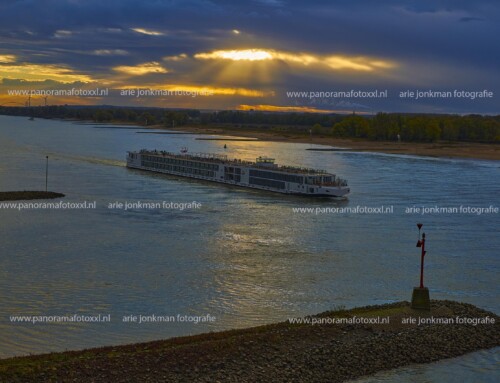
420;233;426;288
45;156;48;192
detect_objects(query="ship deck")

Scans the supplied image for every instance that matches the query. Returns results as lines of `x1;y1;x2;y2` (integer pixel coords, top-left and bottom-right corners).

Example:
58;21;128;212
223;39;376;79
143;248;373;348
136;150;330;175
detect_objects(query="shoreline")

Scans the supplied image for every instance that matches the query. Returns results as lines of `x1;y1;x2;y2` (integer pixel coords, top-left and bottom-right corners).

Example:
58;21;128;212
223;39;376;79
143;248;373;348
0;191;65;201
8;116;498;161
1;300;498;382
154;125;500;161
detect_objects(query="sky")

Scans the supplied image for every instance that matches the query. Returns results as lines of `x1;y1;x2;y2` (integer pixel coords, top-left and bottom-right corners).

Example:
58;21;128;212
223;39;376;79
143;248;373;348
0;0;498;114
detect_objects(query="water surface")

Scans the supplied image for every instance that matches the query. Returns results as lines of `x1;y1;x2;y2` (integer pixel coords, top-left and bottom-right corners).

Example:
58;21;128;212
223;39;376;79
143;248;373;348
0;116;498;381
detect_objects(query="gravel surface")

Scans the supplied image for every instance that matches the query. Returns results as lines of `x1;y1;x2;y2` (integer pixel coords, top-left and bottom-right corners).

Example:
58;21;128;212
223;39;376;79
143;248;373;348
0;300;498;382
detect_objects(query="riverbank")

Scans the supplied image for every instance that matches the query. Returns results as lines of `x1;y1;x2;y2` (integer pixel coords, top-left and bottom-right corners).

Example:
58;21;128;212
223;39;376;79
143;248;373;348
48;119;500;161
1;300;498;382
0;191;65;201
156;125;500;161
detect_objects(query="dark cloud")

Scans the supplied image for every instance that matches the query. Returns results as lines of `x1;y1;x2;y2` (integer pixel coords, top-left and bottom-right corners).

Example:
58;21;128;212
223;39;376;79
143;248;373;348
459;16;485;22
0;0;498;113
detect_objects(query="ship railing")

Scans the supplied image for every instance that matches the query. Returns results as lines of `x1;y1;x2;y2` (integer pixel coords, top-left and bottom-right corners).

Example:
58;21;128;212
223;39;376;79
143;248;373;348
138;150;229;162
273;165;328;174
188;152;228;160
226;159;254;166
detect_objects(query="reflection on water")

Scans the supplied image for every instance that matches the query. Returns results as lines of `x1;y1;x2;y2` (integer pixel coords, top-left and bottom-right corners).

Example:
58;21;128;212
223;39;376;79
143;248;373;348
0;116;499;380
351;348;500;383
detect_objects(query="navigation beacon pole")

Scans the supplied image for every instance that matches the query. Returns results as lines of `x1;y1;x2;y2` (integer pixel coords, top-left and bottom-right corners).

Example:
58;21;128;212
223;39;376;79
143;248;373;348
45;156;49;192
411;223;431;310
417;224;426;288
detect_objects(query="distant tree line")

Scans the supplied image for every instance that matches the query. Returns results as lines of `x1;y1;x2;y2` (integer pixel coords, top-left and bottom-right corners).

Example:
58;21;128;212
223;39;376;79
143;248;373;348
0;106;498;143
0;105;200;127
328;113;500;143
200;110;343;127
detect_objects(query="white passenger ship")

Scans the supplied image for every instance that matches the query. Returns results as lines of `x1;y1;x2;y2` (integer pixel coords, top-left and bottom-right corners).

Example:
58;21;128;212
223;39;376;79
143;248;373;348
126;149;350;197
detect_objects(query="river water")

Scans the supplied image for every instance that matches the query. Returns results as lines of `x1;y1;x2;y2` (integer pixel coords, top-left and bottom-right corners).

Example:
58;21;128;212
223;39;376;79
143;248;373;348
0;115;498;380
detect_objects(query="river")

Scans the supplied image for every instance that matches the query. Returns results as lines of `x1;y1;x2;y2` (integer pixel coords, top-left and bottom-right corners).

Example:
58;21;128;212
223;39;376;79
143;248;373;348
0;115;498;381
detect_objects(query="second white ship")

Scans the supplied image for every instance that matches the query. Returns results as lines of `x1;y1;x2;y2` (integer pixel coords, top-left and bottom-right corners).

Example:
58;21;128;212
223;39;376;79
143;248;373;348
126;149;350;197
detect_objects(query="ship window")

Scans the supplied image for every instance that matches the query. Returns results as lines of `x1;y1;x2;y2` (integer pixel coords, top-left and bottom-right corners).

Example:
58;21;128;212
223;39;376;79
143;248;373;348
249;169;302;184
249;177;285;190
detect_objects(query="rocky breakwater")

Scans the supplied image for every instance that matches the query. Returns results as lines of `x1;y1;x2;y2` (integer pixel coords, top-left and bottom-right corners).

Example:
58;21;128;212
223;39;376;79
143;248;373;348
0;300;498;382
